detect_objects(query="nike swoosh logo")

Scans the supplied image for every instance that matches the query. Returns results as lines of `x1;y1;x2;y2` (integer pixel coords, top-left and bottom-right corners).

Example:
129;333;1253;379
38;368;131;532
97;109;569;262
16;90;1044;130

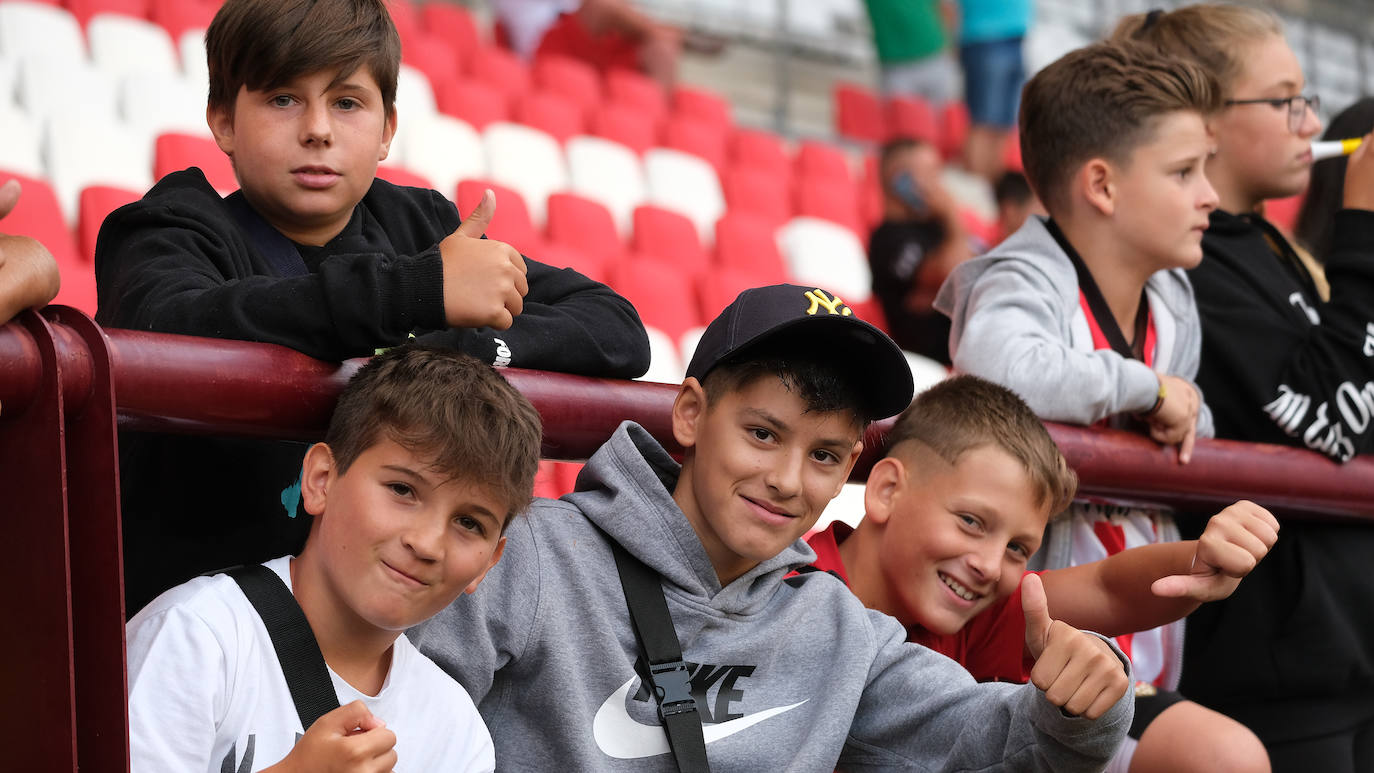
592;676;808;760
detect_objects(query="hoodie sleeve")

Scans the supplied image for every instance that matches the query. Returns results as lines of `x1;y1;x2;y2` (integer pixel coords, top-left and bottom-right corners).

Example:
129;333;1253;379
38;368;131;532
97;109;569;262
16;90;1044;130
938;257;1163;425
839;611;1132;772
1192;209;1374;461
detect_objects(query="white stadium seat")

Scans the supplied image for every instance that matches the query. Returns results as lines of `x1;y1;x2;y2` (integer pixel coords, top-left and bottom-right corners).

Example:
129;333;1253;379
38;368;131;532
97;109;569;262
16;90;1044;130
483;121;568;227
566;135;646;238
0;2;85;64
643;147;723;246
392;113;486;197
88;13;180;79
775;216;872;303
16;54;120;130
0;105;44;178
636;325;685;385
121;71;210;138
45;118;153;223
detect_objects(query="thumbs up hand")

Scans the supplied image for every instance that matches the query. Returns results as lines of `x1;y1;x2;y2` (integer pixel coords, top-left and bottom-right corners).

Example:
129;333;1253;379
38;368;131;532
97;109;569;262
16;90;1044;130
1022;573;1129;720
439;189;529;330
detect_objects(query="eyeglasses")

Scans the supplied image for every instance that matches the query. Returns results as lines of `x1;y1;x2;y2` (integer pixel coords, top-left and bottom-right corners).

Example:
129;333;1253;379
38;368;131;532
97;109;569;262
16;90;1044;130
1224;94;1320;133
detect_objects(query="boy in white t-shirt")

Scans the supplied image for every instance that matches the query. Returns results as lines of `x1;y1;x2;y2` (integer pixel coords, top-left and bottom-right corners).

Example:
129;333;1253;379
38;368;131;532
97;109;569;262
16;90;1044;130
126;345;543;772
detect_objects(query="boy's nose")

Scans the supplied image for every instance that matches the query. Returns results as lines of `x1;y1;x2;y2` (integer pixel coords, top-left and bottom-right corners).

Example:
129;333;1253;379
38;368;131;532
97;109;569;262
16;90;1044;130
764;454;803;498
402;516;444;560
967;545;1002;585
300;102;333;145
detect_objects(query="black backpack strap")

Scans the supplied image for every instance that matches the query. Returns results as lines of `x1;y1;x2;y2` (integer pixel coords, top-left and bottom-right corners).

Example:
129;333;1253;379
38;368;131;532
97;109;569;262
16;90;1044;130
608;541;711;773
224;191;310;277
226;564;340;731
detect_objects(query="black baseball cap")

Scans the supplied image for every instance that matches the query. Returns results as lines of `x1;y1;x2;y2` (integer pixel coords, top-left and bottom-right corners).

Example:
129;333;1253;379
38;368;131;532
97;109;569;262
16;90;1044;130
685;284;915;420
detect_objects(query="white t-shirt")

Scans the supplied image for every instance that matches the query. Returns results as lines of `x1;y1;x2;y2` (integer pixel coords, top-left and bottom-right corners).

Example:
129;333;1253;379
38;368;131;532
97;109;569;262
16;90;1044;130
127;556;494;773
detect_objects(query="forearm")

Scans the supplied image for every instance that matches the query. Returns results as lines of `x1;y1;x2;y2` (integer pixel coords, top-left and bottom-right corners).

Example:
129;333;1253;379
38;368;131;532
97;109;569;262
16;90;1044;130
1042;541;1199;637
0;234;60;322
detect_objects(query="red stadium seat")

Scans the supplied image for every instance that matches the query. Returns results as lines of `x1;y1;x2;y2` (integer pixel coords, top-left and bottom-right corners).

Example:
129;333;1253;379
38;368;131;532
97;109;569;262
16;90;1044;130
533;53;602;120
659;116;728;172
793;179;864;237
468;46;531;102
421;2;481;72
606;68;666;121
403;34;462;89
386;0;421;49
376;165;435;190
514;90;586;144
886;95;938;143
609;257;701;340
720;167;792;224
78;184;141;263
456;179;543;255
695;265;777;322
149;0;215;40
536;240;610;284
713;212;787;283
939;101;970;160
835;82;885;144
1264;194;1303;233
631;205;708;275
794;140;853;187
546;192;624;265
672;85;731;132
435;77;510;130
0;170;79;266
66;0;149;27
728;128;791;181
589;102;657;155
154;132;236;192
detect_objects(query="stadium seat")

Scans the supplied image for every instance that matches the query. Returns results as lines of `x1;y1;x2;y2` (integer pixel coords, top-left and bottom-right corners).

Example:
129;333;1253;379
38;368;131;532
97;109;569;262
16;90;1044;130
0;2;86;63
1264;194;1303;233
514;90;585;144
720;166;791;224
632;205;708;276
87;13;179;79
176;27;209;90
420;2;481;72
535;240;608;284
391;113;486;199
606;68;666;121
636;324;685;384
776;217;872;302
546;192;624;266
534;460;564;499
886;95;938;143
588;101;657;155
938;101;970;160
609;257;701;341
468;45;531;102
120;71;209;138
565;135;646;238
435;77;510;130
456;178;543;255
793;178;864;237
150;0;216;42
0;108;45;180
713;212;787;283
396;64;438;119
660;116;728;172
45;118;153;223
154;132;235;192
728;128;792;181
16;55;120;129
671;84;731;132
695;265;777;322
77;183;141;263
66;0;149;28
794;140;854;187
643;148;724;246
835;82;885;144
0;169;79;266
532;54;601;120
403;33;462;90
385;0;421;48
481;121;568;227
375;165;434;190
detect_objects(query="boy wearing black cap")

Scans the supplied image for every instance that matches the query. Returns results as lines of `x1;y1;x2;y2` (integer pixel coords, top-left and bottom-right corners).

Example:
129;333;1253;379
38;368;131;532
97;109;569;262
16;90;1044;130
412;284;1134;771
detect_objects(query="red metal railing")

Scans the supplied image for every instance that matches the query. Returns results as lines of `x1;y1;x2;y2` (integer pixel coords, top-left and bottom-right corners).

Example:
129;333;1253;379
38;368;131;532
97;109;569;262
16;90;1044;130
3;306;1373;771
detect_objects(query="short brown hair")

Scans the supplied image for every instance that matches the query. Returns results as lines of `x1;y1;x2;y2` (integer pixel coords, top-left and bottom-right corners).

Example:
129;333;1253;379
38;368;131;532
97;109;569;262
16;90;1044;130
1019;41;1221;214
886;375;1077;514
325;345;543;527
1111;4;1283;97
206;0;401;118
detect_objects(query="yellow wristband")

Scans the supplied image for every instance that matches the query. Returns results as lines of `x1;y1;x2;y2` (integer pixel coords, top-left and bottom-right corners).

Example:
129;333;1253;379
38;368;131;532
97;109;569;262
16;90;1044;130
1141;379;1167;418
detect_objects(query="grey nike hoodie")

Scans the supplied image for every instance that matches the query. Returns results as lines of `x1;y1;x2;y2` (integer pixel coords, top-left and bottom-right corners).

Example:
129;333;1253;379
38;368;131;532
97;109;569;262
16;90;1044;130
411;422;1132;771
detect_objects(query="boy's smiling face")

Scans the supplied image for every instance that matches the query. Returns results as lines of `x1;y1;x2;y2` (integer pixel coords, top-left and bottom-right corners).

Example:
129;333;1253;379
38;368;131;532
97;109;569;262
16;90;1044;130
868;443;1049;635
296;437;506;636
208;66;396;246
672;375;863;586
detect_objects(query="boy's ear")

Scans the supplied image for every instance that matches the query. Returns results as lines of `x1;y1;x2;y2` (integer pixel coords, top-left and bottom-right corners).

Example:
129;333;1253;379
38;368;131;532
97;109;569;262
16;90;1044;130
207;103;235;157
379;108;398;162
671;377;708;450
863;456;908;527
299;442;335;517
1081;158;1117;217
464;535;506;595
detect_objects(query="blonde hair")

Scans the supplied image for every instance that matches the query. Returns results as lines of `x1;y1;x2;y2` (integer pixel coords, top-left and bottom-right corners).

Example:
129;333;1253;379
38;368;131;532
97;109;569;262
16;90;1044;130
1111;4;1284;96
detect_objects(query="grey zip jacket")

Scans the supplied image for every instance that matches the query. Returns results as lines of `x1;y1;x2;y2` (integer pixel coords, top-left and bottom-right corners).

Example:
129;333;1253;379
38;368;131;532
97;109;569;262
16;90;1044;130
934;216;1213;434
411;422;1132;771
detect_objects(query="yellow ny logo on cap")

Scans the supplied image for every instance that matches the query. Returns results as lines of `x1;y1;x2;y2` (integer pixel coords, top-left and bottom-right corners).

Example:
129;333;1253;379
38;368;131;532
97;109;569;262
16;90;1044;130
804;288;852;317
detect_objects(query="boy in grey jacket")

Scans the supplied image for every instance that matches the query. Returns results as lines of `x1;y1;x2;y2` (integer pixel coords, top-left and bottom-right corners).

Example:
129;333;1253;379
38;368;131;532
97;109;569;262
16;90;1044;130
412;283;1133;771
933;43;1262;772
